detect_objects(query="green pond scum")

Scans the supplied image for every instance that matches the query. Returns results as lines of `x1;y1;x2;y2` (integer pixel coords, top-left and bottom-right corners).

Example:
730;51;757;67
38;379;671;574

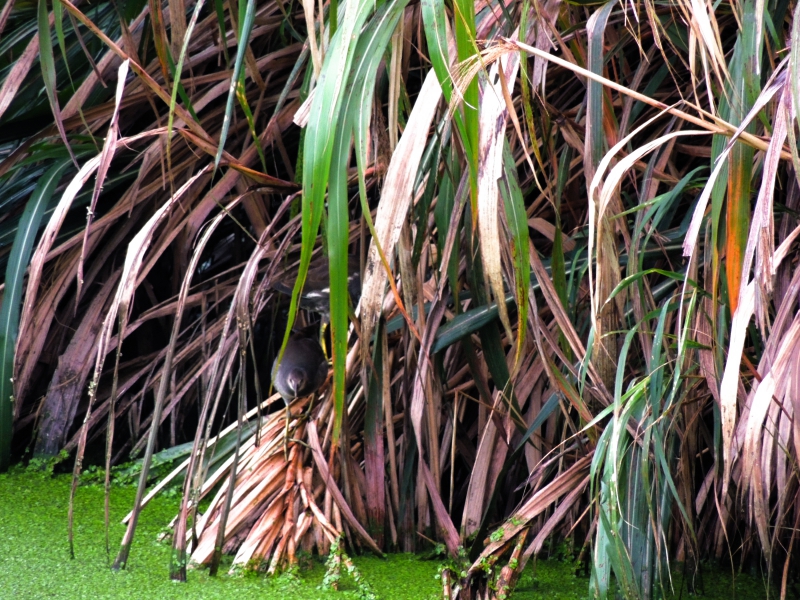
0;471;773;599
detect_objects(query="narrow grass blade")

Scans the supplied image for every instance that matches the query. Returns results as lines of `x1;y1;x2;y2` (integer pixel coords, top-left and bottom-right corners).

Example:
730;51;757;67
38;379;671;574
0;160;71;471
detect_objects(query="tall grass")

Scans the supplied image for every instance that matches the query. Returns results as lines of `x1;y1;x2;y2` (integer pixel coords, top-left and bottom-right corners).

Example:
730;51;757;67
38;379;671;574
0;0;798;597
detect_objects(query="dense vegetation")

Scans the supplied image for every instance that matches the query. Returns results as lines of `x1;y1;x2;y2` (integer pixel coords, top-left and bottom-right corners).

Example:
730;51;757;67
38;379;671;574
1;0;799;597
0;469;445;599
0;469;776;599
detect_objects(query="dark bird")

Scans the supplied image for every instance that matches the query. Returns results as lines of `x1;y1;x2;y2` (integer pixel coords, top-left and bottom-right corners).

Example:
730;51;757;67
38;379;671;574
272;328;329;453
271;254;361;319
271;328;329;404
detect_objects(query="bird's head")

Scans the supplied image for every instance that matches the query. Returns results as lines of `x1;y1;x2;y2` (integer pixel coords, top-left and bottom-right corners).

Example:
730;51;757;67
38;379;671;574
286;368;309;397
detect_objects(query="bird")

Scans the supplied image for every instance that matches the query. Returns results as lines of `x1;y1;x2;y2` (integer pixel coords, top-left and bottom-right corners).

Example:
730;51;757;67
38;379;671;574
271;254;361;319
271;254;361;355
271;327;329;451
271;327;329;403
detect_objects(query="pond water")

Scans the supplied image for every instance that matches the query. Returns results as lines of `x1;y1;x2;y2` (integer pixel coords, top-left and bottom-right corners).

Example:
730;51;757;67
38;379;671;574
0;470;774;599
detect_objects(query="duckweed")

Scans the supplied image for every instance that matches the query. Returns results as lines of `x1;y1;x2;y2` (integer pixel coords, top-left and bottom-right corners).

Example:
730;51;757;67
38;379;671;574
0;471;440;600
0;471;779;599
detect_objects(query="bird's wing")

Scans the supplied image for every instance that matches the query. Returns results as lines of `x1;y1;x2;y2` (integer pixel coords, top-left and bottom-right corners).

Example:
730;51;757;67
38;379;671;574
316;361;330;390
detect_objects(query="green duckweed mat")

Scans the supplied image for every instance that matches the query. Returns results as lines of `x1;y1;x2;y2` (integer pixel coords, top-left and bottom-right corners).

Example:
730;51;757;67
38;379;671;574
0;470;777;599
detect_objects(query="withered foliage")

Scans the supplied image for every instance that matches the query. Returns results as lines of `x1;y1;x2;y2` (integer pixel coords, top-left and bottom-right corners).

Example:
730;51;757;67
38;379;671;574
1;0;799;597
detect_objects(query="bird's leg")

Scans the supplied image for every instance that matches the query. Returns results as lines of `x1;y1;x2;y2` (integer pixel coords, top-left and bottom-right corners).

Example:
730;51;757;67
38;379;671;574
347;301;361;337
283;400;291;459
319;294;357;358
300;392;317;423
319;317;329;359
290;396;316;445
